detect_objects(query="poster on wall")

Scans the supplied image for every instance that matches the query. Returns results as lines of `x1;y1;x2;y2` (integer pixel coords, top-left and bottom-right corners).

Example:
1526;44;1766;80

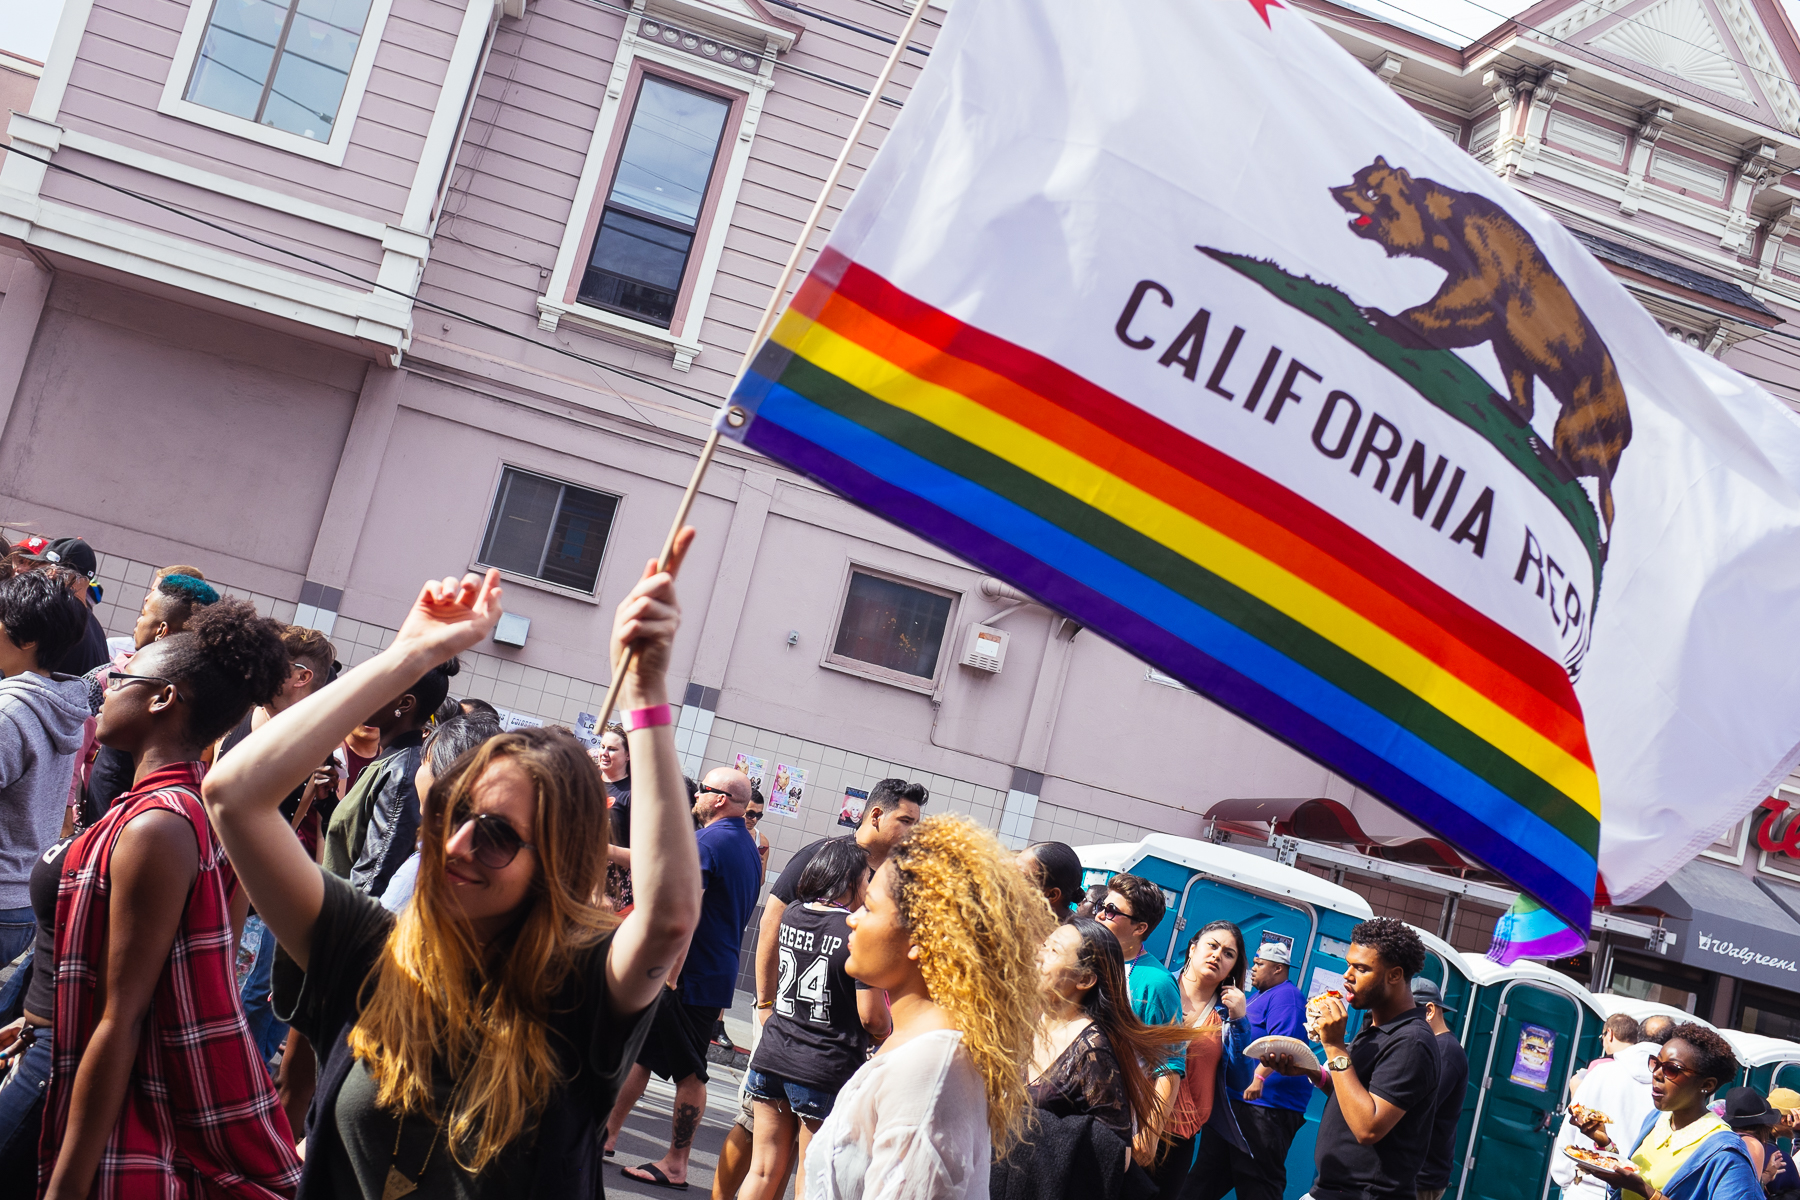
500;711;542;733
769;763;806;818
1306;966;1345;1003
839;786;869;829
573;712;600;748
1509;1024;1557;1091
734;754;766;789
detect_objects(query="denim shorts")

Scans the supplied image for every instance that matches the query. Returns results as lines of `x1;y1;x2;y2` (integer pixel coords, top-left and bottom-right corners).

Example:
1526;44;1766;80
744;1067;838;1121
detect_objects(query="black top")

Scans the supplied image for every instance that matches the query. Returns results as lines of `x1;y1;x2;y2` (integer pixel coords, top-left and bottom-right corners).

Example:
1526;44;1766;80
1028;1023;1132;1142
54;612;108;676
275;870;657;1200
769;835;846;906
1313;1005;1442;1200
1416;1029;1470;1189
90;745;135;814
606;777;631;848
749;902;867;1092
24;836;72;1017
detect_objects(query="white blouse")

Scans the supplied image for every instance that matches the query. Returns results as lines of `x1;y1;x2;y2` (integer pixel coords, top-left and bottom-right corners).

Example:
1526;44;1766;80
804;1028;991;1200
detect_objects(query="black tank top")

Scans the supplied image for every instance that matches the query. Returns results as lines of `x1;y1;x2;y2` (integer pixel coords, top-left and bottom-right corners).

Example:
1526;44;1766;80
25;836;73;1017
748;902;869;1092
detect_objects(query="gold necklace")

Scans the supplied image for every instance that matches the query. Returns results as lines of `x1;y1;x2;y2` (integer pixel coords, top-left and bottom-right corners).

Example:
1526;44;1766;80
381;1108;440;1200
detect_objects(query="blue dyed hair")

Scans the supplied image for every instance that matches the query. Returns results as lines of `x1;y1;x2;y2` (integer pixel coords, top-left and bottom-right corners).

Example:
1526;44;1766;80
158;573;220;606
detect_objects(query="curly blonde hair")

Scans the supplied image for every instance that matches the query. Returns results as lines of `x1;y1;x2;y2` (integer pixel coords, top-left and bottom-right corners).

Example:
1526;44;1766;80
887;814;1054;1154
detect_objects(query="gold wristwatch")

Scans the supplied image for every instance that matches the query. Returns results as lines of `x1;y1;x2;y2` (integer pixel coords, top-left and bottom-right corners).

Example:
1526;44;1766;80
1327;1054;1351;1072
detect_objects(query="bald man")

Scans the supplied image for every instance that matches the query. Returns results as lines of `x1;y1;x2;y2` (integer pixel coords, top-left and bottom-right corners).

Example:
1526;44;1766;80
612;767;761;1189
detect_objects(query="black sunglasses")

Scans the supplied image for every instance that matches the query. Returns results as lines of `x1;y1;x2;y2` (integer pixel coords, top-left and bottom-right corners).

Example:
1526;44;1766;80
697;783;735;798
1096;900;1138;923
449;804;536;869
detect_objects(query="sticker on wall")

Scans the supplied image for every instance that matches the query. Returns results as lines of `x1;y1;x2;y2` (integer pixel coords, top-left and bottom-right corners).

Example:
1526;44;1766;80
1509;1024;1557;1091
769;763;806;818
839;786;869;829
734;754;766;789
500;711;542;732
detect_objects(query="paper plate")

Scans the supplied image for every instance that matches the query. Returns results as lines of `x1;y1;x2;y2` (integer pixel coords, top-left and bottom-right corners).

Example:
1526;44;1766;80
1562;1146;1636;1174
1243;1035;1319;1063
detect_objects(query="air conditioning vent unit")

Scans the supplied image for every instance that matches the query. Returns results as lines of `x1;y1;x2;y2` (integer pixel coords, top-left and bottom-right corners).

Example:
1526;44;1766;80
960;624;1009;672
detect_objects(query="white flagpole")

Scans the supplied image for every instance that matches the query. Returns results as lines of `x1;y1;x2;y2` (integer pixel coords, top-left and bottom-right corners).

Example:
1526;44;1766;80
592;0;935;730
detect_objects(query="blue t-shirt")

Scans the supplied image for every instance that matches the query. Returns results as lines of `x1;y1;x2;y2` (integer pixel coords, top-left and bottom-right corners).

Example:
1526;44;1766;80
683;814;761;1007
1240;978;1312;1111
1125;953;1186;1075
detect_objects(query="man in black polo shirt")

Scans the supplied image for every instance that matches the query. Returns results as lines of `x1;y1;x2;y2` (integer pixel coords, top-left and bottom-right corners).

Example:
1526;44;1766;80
1264;917;1440;1200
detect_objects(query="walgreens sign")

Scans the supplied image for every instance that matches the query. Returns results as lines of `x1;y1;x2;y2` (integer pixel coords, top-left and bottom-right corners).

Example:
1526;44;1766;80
1756;795;1800;858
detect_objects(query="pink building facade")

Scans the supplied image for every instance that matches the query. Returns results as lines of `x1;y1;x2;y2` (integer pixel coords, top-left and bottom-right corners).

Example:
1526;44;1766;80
6;0;1800;1001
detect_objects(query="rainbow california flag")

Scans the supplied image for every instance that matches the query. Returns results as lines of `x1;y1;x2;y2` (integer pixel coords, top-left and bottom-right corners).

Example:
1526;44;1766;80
718;0;1800;930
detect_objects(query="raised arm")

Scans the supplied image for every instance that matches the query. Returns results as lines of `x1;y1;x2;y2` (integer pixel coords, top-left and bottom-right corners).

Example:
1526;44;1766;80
203;571;503;969
606;529;703;1018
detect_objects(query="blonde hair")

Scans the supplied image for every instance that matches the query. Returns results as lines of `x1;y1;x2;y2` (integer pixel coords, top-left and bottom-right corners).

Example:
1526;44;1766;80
887;815;1054;1154
346;727;616;1172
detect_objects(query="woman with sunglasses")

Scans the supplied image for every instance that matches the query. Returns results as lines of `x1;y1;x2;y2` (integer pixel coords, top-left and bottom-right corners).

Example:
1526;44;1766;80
1570;1021;1761;1200
32;598;301;1199
203;539;703;1199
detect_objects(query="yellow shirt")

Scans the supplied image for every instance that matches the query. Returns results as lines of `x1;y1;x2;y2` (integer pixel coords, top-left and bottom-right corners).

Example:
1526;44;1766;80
1629;1110;1730;1194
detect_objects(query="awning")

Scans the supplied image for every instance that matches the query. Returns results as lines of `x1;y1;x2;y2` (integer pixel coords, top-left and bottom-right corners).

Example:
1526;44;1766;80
1636;861;1800;990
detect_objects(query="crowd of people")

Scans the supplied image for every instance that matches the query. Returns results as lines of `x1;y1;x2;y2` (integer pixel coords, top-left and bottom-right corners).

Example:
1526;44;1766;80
0;524;1792;1200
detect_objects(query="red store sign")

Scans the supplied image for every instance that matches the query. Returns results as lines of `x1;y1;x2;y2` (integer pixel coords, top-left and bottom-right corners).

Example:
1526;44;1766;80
1755;795;1800;856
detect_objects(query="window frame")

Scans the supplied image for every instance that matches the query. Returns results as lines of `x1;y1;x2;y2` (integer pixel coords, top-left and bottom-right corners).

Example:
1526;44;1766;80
821;561;962;694
573;64;743;331
470;463;623;603
537;9;778;370
158;0;396;165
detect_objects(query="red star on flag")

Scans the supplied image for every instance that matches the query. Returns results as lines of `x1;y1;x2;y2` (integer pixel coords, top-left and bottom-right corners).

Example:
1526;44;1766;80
1243;0;1284;25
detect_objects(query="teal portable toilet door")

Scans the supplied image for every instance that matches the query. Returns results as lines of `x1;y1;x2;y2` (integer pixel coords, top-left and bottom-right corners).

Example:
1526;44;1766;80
1458;981;1583;1200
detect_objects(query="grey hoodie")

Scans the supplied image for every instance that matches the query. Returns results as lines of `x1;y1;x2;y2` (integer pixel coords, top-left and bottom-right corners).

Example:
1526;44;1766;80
0;672;91;907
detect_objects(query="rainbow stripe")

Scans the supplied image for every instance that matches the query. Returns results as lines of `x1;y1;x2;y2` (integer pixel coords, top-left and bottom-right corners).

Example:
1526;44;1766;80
726;249;1600;929
1488;895;1587;965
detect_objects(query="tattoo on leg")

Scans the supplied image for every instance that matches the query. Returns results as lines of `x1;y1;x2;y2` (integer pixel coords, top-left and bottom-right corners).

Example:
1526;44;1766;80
672;1103;702;1150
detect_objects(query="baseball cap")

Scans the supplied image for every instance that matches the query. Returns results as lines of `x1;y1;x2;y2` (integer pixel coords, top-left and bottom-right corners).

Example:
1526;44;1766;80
27;536;99;581
1254;939;1292;966
1411;976;1457;1013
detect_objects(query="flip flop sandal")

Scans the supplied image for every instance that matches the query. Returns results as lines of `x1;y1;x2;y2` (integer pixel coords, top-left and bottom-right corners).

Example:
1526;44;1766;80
624;1163;689;1190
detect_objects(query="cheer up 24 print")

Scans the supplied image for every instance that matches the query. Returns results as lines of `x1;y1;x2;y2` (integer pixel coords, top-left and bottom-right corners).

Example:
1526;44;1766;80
720;0;1800;931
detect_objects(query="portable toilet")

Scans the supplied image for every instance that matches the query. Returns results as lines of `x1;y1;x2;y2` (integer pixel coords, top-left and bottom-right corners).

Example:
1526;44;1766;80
1411;923;1478;1022
1719;1029;1800;1094
1455;954;1607;1200
1076;833;1375;1200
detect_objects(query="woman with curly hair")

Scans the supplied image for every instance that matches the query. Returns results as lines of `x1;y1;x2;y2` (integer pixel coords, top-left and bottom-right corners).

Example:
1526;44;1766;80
201;538;702;1199
26;598;302;1199
1570;1020;1761;1200
809;813;1052;1200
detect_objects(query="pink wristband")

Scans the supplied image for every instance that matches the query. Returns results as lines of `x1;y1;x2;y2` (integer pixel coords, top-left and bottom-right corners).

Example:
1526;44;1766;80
622;703;673;731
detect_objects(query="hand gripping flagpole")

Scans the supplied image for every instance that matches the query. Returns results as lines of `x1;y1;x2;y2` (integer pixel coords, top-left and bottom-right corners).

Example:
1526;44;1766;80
592;0;934;731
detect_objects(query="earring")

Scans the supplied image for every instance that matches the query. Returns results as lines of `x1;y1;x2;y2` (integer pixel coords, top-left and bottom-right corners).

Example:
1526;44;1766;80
394;709;403;717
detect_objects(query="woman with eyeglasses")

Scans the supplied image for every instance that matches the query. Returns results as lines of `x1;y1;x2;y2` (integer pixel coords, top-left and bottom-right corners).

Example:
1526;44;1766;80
1570;1021;1761;1200
202;541;703;1200
27;598;302;1199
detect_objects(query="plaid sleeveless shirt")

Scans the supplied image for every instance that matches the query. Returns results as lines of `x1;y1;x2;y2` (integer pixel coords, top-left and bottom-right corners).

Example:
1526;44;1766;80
39;761;301;1199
